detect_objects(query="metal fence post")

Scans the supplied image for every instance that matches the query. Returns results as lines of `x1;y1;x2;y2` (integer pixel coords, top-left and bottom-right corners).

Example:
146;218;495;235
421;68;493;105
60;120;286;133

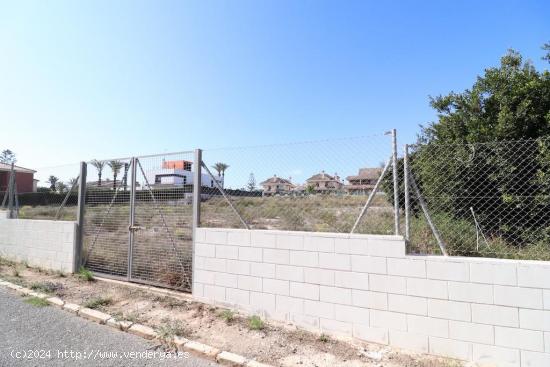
191;149;202;293
74;161;87;272
391;129;400;235
404;144;410;242
127;157;137;281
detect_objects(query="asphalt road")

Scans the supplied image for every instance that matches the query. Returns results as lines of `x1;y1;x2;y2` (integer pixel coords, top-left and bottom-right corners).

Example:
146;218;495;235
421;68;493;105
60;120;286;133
0;287;218;367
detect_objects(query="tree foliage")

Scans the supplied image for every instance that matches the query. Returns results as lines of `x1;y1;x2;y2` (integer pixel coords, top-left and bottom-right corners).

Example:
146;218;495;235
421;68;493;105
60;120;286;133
0;149;16;164
386;46;550;256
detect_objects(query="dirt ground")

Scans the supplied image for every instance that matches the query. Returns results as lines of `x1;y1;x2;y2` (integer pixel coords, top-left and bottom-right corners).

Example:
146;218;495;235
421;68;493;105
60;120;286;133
0;260;462;367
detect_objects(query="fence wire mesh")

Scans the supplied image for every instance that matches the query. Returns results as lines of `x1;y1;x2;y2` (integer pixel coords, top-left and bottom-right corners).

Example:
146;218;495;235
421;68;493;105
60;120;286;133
1;163;81;221
200;134;396;234
407;137;550;260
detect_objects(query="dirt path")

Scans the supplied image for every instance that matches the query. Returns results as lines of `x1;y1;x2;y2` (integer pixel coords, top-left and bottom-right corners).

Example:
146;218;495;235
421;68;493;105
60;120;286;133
0;259;461;367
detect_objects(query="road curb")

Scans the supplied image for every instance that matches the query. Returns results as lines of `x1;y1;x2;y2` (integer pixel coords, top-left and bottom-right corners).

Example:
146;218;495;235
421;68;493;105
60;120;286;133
0;277;274;367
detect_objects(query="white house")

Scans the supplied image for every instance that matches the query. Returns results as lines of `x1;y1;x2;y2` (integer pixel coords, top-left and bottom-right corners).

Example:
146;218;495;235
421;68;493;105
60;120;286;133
144;160;223;189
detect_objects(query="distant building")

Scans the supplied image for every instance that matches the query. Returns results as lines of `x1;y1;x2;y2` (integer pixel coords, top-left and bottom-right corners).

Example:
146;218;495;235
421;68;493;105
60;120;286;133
345;167;383;195
144;160;223;189
0;163;37;193
260;175;295;196
305;171;343;192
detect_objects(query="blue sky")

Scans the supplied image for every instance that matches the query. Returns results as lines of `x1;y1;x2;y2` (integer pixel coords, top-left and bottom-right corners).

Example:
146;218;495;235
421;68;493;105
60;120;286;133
0;1;549;187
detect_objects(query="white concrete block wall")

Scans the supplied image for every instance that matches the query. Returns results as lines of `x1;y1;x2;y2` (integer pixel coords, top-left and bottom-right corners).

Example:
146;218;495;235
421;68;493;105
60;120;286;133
193;228;550;366
0;217;76;272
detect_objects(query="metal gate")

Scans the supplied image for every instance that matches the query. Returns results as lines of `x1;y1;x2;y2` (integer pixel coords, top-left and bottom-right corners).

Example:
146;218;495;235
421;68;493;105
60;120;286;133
83;151;195;292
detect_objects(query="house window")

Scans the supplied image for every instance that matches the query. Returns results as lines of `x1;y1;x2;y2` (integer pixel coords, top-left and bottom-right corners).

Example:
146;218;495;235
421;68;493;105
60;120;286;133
211;180;214;187
155;175;161;184
184;162;192;171
183;176;187;185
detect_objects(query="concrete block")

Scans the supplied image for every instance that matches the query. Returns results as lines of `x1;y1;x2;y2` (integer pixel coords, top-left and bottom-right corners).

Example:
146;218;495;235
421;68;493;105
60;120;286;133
319;286;352;305
79;308;112;324
275;265;303;282
449;321;494;344
367;238;404;257
250;231;277;248
388;294;427;316
63;303;81;314
428;299;471;322
250;292;276;314
369;274;406;294
334;271;369;290
335;237;368;255
429;337;472;361
471;304;519;327
319;318;353;337
304;268;334;286
406;278;448;299
427;260;469;281
239;247;262;262
276;234;304;250
173;336;189;349
214;272;238;288
473;344;520;367
351;255;387;274
387;258;426;278
353;324;389;344
276;295;304;314
334;304;369;325
494;285;543;309
518;264;550;289
319;252;351;271
389;330;428;353
370;310;407;331
263;249;289;265
289;282;318;300
304;300;334;319
205;230;227;245
216;245;239;260
250;262;274;278
303;236;334;252
217;351;247;366
226;288;250;305
289;250;318;267
195;270;216;284
196;243;216;257
226;260;251;275
263;279;289;296
237;275;262;292
407;315;449;338
204;285;226;302
520;351;550;367
183;341;220;359
470;261;517;286
227;230;251;246
544;290;550;310
106;318;133;331
519;309;550;331
203;258;226;272
448;281;493;304
495;326;544;352
291;314;319;330
352;290;388;310
46;297;64;308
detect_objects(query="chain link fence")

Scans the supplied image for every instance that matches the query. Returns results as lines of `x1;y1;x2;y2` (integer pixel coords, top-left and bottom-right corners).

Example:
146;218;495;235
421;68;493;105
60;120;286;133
200;133;398;235
405;137;550;260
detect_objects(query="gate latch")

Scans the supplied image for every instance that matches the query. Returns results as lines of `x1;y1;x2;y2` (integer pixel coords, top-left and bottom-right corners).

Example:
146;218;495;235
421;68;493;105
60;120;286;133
129;225;144;232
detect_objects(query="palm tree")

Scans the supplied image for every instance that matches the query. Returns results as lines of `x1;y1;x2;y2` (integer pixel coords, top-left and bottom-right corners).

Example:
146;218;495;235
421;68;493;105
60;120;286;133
211;162;229;188
107;160;124;189
47;175;59;192
90;159;105;186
